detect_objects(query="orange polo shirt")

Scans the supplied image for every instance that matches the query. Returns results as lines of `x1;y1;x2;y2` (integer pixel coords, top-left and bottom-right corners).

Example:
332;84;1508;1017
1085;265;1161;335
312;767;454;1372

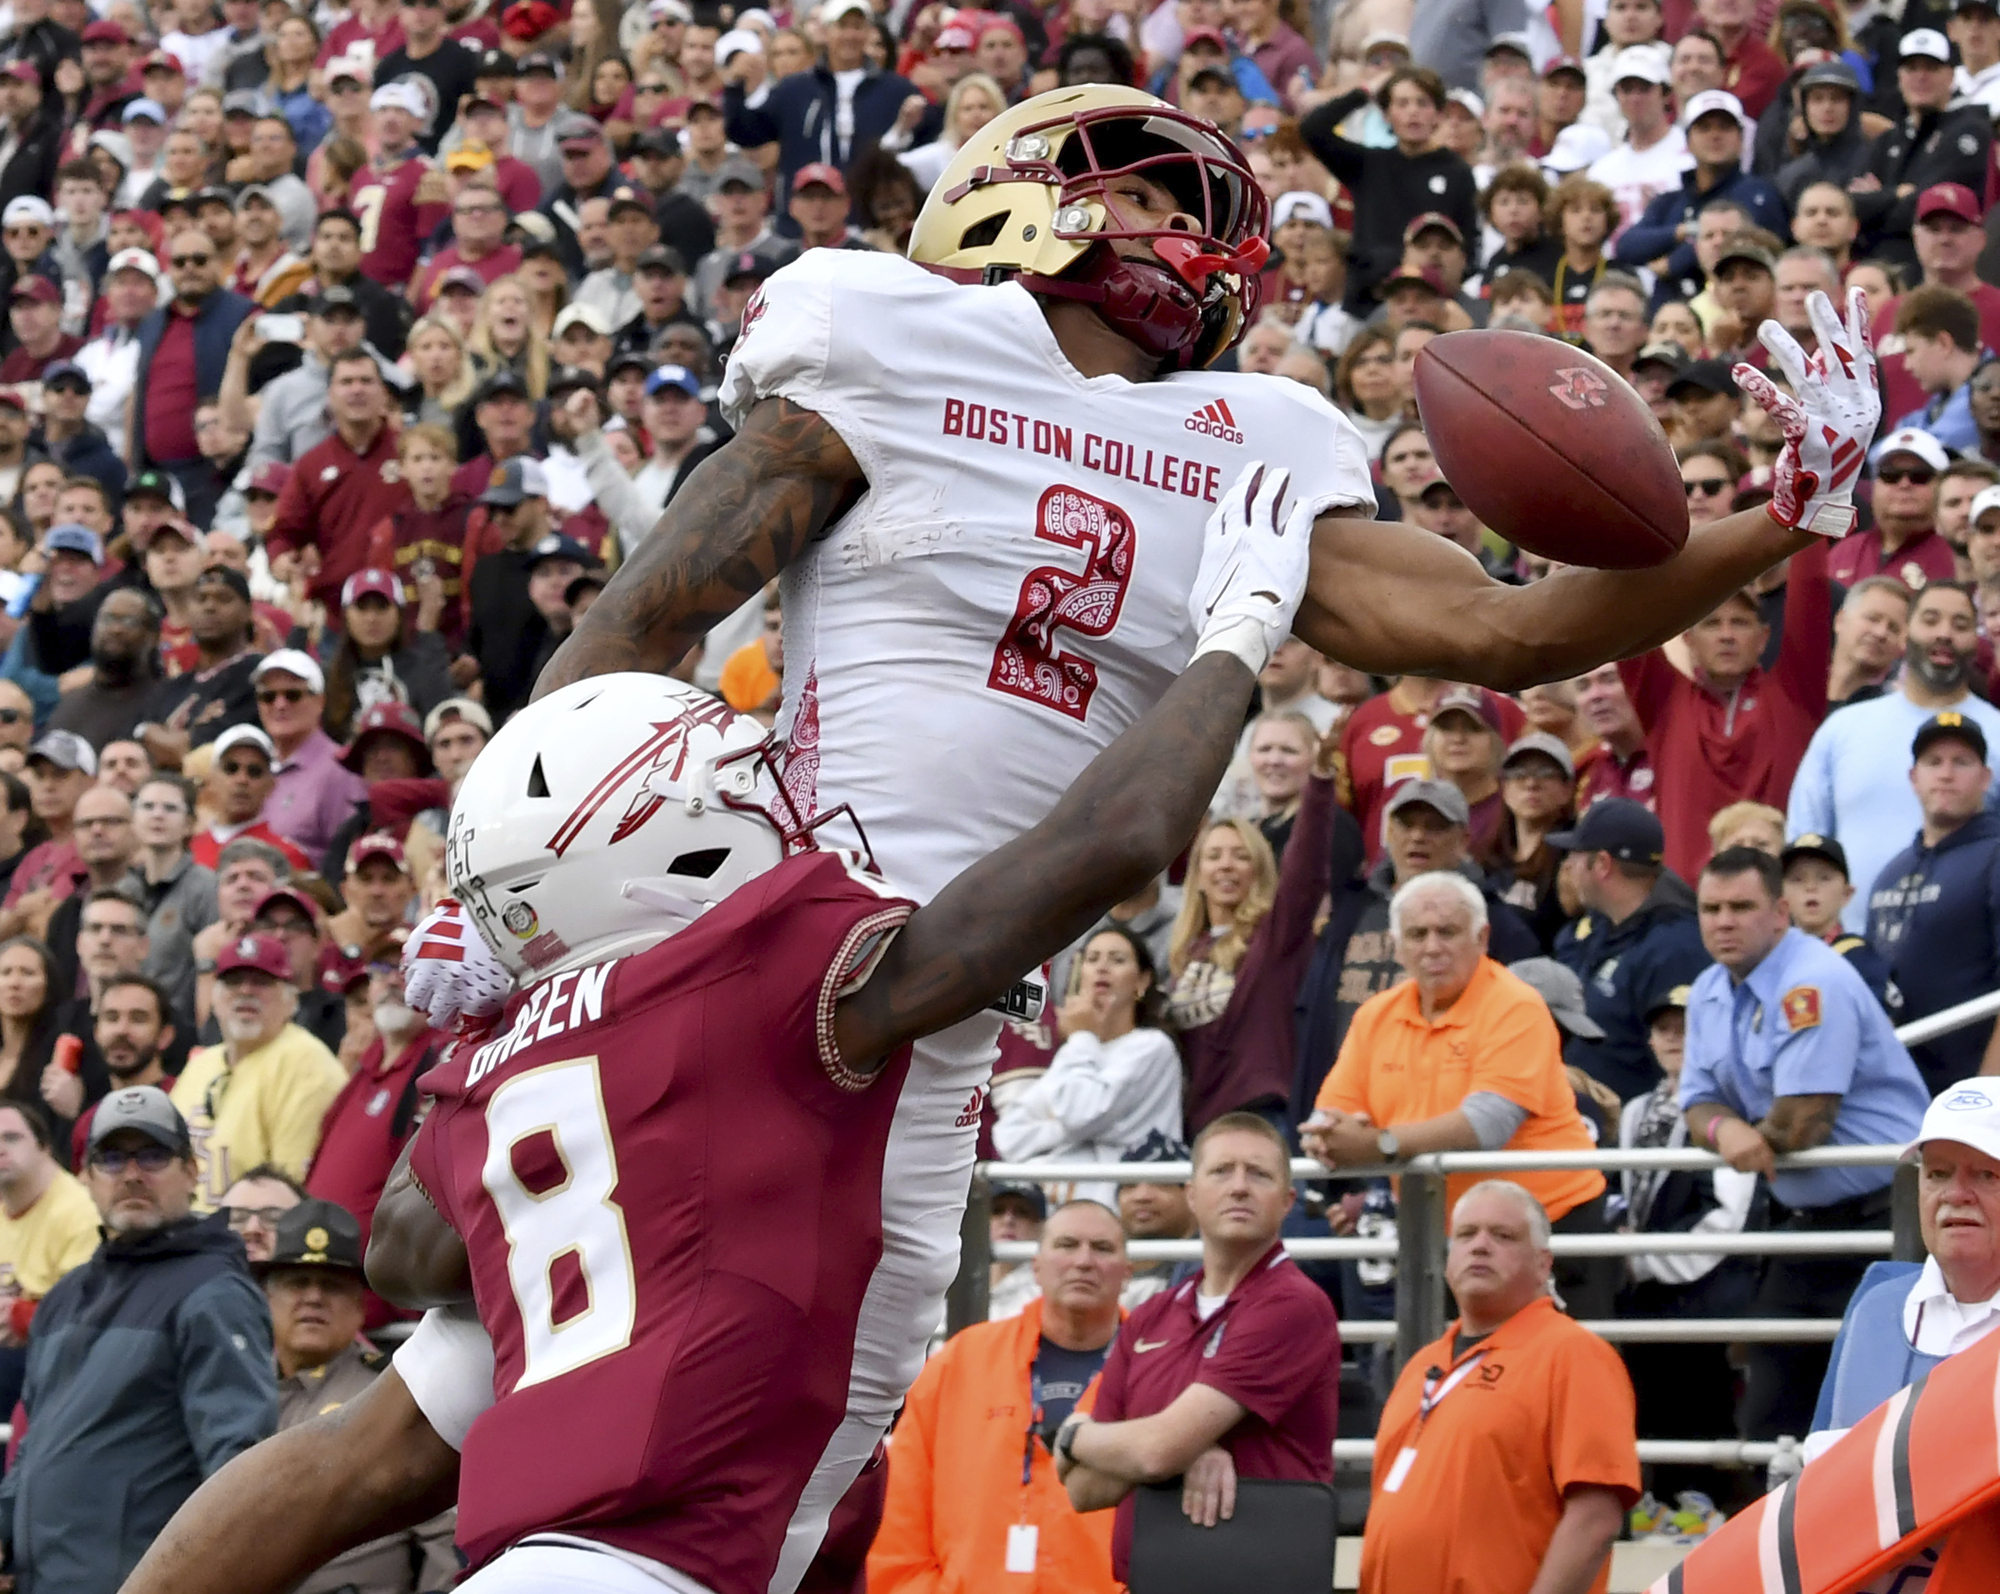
1362;1298;1641;1594
1315;957;1605;1222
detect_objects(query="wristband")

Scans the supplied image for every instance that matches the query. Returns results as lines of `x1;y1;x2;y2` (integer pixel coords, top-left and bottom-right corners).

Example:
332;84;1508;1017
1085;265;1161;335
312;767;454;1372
1189;616;1272;675
1703;1115;1723;1151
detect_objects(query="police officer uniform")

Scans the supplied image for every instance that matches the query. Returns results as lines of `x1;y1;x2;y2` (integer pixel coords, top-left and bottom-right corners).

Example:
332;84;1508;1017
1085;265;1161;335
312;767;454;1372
1869;713;2000;1095
1679;925;1929;1439
256;1201;458;1594
1779;834;1902;1019
1550;800;1714;1102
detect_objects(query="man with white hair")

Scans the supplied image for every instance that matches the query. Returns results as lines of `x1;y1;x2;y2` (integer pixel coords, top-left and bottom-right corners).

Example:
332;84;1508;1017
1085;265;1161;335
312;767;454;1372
1305;869;1615;1315
1810;1080;2000;1460
1360;1180;1639;1594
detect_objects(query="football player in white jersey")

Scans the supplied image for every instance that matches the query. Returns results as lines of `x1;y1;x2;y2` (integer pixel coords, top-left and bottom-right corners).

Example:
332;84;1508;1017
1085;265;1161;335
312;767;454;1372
121;83;1879;1594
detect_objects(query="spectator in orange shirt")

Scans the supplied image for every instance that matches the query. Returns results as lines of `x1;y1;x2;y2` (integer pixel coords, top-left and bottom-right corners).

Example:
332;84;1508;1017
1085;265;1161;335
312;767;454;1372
718;584;781;724
1359;1181;1639;1594
1304;870;1614;1316
870;1199;1127;1594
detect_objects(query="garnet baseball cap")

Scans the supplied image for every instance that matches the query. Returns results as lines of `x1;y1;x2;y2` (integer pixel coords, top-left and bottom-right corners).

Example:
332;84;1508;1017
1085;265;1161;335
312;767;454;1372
28;728;95;774
1913;710;1989;761
140;48;185;74
1403;210;1464;244
256;1199;365;1276
348;828;412;872
340;568;405;608
1541;52;1585;79
80;18;128;43
437;265;487;297
341;704;428;772
1780;832;1849;878
1430;686;1503;733
1908;1080;2000;1161
251;883;320;927
87;1085;190;1156
1917;182;1981;225
245;461;291;498
1547;797;1665;863
253;647;326;694
216;931;292;981
9;275;57;306
793;161;846;195
1383;777;1471;827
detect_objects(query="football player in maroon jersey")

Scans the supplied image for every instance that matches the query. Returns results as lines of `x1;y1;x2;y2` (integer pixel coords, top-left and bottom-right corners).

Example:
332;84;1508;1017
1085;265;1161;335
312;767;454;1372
121;464;1310;1594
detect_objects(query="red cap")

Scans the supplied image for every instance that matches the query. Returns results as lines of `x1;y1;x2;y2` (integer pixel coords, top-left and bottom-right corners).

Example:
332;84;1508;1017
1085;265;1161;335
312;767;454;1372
1917;182;1982;225
933;23;975;48
348;829;410;873
246;460;291;497
251;885;321;928
793;161;847;196
340;567;405;608
1181;25;1227;46
0;388;28;414
81;19;128;43
339;702;430;774
502;0;558;41
141;48;185;74
316;942;369;994
216;931;292;981
1541;53;1585;78
10;276;58;306
1403;210;1464;243
978;13;1023;39
0;61;37;83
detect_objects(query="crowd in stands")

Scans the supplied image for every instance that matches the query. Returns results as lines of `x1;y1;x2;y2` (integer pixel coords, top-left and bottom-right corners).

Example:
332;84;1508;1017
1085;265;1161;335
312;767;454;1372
0;0;1986;1581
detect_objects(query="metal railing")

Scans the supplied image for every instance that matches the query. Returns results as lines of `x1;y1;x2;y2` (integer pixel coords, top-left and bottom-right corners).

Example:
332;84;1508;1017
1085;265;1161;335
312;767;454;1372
951;1142;1920;1367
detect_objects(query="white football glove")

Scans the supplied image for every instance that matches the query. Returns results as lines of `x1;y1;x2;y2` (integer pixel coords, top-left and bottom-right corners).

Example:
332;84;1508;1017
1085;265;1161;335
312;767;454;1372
1189;462;1317;674
1733;286;1877;539
402;898;513;1032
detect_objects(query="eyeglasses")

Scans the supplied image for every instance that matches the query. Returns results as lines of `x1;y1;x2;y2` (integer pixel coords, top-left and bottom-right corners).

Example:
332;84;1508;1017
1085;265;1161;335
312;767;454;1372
256;687;308;705
1878;467;1937;486
81;919;142;936
171;252;211;267
455;202;502;216
224;1204;290;1230
91;1144;175;1174
1683;477;1731;497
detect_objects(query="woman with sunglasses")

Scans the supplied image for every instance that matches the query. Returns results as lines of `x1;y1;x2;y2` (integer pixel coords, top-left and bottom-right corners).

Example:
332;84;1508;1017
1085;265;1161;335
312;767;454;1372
606;68;674;151
1679;439;1746;528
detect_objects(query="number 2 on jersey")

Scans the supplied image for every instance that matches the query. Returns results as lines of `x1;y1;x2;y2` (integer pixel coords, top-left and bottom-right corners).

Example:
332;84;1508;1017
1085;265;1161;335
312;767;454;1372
988;484;1135;723
482;1056;637;1390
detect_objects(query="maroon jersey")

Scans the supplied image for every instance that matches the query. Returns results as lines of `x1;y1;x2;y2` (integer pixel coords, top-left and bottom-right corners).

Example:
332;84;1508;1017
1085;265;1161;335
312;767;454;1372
411;849;916;1593
351;155;446;291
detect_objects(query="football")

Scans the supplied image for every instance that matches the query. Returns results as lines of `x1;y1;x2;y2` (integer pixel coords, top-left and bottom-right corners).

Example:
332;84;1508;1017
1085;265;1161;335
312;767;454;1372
1412;330;1690;571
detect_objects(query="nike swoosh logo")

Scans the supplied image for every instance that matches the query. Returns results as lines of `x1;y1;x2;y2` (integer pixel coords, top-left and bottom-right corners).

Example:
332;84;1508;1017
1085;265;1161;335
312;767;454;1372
1134;1338;1171;1353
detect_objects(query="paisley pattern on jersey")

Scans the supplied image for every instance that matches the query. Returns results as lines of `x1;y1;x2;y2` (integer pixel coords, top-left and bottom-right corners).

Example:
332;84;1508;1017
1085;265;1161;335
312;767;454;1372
987;485;1136;722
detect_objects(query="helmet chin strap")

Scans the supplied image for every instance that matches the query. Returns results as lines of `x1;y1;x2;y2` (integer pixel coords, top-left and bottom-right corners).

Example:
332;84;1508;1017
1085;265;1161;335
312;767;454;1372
1019;247;1213;371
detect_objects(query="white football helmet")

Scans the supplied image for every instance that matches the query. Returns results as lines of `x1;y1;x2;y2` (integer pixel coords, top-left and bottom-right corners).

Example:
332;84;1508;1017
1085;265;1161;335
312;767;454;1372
446;674;795;982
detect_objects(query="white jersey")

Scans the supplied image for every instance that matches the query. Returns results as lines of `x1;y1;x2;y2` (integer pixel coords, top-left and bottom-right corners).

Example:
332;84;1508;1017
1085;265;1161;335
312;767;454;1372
1588;126;1691;239
719;247;1374;904
408;248;1375;1594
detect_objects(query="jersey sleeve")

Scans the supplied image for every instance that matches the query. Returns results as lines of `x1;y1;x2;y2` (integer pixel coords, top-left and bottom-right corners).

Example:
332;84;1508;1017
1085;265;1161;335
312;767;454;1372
1209;374;1376;521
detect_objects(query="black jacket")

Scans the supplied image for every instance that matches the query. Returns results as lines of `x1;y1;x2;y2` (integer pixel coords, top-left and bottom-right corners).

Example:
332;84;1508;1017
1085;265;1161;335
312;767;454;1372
1855;104;1992;260
37;419;126;505
724;63;940;216
1302;88;1480;312
1554;876;1712;1102
0;1212;276;1591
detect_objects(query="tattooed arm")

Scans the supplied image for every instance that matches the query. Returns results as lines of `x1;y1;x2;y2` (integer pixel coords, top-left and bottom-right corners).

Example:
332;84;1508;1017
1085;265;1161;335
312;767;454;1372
534;396;865;698
1758;1093;1843;1153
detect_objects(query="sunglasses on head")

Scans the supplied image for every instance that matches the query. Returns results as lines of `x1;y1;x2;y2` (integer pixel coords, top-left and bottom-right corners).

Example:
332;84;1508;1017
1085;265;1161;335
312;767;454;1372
256;687;307;705
171;252;211;267
1878;466;1936;485
1684;476;1731;497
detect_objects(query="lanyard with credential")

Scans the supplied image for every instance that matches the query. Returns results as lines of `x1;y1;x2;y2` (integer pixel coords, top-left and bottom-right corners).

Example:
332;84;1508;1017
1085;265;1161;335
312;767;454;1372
1008;1368;1047;1575
1382;1351;1487;1494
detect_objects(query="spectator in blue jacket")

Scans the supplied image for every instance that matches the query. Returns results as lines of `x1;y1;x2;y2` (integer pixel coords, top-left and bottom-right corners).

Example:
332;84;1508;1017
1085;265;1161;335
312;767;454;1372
32;359;125;505
0;1086;275;1593
1613;90;1790;290
723;0;937;225
1869;712;2000;1094
1810;1080;2000;1460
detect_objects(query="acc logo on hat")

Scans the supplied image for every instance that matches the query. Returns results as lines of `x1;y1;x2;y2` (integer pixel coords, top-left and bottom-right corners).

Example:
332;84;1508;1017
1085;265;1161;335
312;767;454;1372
1946;1088;1994;1111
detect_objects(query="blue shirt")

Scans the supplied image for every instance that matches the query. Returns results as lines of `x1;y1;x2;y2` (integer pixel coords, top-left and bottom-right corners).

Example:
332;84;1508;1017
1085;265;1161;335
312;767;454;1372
1887;370;1984;459
1811;1262;1937;1436
1680;927;1928;1208
1868;810;2000;1091
1554;896;1713;1102
1787;689;2000;931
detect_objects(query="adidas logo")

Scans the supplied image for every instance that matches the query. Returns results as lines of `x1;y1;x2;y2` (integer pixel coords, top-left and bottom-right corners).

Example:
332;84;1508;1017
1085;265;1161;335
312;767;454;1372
1184;399;1244;444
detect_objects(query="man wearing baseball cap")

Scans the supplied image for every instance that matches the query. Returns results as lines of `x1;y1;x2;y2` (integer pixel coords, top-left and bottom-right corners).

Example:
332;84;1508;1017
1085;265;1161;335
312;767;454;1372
253;649;368;864
170;931;345;1210
0;1085;276;1594
1850;33;1989;261
0;272;80;385
1869;713;2000;1094
1547;798;1712;1101
1810;1079;2000;1458
1840;428;1961;588
191;723;309;875
1907;183;2000;357
788;163;864;252
1612;90;1789;290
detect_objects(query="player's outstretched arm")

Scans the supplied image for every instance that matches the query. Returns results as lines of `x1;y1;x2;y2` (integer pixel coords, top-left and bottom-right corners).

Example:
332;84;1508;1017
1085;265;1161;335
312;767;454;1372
118;1368;459;1594
535;395;864;698
1297;289;1876;691
833;465;1308;1071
